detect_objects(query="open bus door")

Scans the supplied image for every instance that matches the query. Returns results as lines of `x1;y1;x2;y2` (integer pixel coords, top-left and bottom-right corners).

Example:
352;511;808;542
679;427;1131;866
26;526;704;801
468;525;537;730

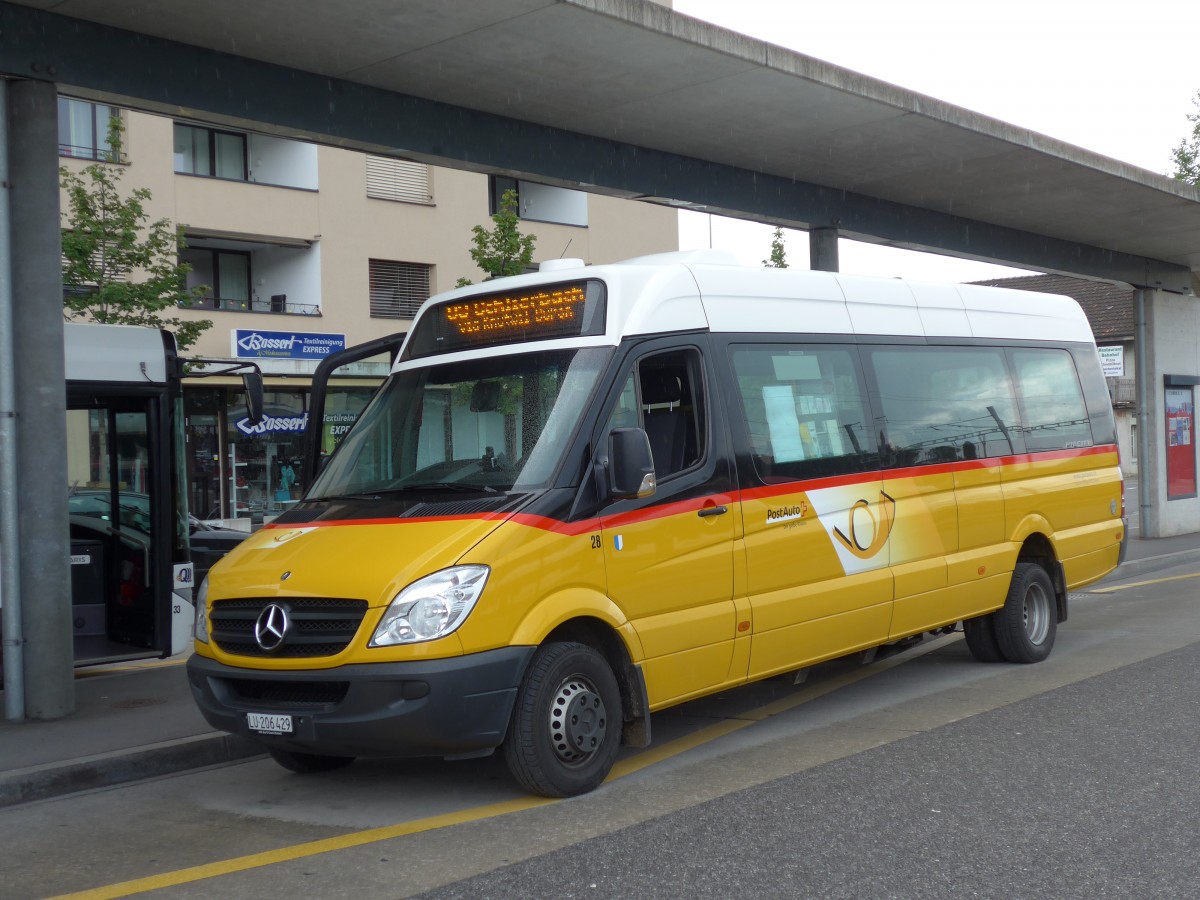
59;325;264;666
302;333;405;484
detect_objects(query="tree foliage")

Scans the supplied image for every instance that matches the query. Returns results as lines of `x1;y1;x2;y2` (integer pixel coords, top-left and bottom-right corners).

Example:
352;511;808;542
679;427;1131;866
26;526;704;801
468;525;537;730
60;115;212;352
762;226;788;268
456;188;537;286
1170;90;1200;186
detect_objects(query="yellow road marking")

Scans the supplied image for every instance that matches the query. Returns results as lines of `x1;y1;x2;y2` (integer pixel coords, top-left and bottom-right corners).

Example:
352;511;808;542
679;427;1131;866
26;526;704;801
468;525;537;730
51;633;960;899
1091;571;1200;593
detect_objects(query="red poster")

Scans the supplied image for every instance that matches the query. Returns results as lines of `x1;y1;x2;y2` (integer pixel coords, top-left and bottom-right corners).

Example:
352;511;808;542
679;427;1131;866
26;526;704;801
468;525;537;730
1165;387;1196;499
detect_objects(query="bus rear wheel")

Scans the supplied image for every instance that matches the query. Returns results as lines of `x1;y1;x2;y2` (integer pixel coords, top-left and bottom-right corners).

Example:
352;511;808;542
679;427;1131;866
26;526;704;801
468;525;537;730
993;562;1057;664
267;747;355;774
505;641;622;797
963;614;1005;663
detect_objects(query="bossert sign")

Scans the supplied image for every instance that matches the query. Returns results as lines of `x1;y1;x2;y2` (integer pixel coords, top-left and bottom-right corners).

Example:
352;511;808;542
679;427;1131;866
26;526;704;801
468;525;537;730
233;330;346;359
236;412;309;435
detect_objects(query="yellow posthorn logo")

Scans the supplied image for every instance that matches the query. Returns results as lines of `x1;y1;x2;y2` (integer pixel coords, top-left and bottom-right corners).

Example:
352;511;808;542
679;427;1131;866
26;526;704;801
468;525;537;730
833;491;896;559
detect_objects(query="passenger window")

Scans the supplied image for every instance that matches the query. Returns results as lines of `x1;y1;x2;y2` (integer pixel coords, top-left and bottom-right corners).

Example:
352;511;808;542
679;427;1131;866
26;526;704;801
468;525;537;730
606;349;704;480
1011;349;1092;452
729;345;874;482
868;347;1021;465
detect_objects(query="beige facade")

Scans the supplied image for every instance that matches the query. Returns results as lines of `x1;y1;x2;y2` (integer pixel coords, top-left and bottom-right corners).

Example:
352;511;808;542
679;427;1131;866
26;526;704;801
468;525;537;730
60;105;679;364
59;102;678;522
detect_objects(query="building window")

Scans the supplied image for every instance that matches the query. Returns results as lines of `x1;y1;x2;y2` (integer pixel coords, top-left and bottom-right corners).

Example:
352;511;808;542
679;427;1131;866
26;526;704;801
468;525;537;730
174;123;248;180
488;175;588;227
182;248;252;310
369;259;431;319
366;155;432;204
58;98;120;161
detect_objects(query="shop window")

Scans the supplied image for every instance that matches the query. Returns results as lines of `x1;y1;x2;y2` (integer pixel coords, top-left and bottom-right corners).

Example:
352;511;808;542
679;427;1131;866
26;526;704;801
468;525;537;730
369;258;431;318
226;389;309;520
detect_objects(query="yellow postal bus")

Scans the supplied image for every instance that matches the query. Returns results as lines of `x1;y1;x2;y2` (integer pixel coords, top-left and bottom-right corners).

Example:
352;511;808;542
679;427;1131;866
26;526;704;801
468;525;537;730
187;252;1125;796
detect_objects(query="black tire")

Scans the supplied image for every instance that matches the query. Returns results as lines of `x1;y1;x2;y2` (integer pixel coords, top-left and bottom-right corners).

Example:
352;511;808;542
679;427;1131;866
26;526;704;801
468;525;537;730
993;562;1057;664
505;642;622;798
963;614;1005;663
267;746;355;774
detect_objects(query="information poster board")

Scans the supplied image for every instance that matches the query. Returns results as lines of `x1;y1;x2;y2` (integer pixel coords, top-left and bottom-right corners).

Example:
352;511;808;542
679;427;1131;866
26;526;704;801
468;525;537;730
1165;386;1196;499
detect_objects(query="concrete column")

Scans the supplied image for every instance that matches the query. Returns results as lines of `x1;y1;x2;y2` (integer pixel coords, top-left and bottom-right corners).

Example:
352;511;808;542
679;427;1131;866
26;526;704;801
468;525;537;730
808;227;840;272
6;79;73;718
1139;288;1200;538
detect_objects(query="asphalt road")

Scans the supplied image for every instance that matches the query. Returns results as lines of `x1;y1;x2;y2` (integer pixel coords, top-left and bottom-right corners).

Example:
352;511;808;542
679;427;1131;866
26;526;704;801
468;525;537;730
3;553;1199;899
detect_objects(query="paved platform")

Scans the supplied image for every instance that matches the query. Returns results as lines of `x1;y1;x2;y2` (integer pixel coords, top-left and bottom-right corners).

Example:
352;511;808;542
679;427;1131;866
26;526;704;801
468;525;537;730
2;528;1199;808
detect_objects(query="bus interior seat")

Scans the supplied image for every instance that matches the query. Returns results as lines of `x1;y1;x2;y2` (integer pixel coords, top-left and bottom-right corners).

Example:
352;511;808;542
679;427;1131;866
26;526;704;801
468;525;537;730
642;370;688;476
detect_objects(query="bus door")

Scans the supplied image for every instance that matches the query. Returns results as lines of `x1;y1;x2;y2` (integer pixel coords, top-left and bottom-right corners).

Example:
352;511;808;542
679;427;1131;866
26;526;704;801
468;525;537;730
597;340;740;708
724;342;891;680
66;392;172;664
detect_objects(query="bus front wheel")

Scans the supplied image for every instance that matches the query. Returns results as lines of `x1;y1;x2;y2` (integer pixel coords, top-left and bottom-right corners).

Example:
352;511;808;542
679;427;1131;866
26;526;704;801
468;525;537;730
505;641;622;797
994;562;1057;664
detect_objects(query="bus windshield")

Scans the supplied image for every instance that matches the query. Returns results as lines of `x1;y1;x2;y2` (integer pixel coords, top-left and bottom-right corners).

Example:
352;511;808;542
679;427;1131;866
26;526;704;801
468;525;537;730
308;346;612;497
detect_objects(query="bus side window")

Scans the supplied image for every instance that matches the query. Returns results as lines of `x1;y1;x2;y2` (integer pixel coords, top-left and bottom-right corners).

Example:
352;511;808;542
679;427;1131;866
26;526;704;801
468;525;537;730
604;349;704;480
867;346;1021;464
1010;349;1092;452
729;344;874;482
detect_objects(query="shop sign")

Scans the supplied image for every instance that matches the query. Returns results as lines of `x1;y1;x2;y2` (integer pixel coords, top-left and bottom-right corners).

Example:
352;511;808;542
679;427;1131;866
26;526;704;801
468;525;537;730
233;330;346;359
1097;345;1124;377
235;412;310;436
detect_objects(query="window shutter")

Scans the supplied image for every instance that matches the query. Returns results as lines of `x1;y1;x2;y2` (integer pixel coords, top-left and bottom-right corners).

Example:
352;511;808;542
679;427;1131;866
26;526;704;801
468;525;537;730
369;259;431;319
366;156;432;204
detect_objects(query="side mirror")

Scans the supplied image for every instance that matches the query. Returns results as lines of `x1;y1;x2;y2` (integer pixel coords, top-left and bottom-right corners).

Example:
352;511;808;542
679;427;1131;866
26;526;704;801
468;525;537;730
242;369;264;426
608;428;656;500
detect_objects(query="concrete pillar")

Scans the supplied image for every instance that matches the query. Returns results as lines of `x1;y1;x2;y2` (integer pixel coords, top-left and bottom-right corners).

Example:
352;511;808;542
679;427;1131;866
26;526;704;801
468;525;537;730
809;227;840;272
6;79;73;718
1139;288;1200;538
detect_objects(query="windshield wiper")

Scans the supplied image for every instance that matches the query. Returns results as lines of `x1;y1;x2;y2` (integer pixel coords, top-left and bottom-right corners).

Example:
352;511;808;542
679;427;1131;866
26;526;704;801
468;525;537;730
392;482;497;494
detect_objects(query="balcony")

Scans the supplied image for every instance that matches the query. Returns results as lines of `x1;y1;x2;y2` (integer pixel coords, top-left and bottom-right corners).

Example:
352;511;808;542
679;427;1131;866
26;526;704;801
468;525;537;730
185;294;321;316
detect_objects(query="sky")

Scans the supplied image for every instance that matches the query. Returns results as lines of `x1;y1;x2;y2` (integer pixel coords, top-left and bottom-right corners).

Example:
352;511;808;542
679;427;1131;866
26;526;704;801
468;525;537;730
671;0;1200;282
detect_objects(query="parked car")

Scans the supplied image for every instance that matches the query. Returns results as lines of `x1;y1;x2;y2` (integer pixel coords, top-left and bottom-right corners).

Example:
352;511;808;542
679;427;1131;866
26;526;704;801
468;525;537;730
67;490;248;586
186;517;249;586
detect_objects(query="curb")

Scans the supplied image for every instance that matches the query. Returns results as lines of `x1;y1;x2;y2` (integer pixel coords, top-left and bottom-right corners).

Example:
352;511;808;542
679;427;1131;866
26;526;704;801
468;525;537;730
1111;546;1200;579
0;732;264;808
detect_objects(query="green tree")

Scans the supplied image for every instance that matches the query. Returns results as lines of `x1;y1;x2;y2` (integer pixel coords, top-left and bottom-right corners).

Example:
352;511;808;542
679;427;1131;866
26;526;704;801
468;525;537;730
762;226;788;268
60;115;212;352
456;188;537;286
1170;89;1200;185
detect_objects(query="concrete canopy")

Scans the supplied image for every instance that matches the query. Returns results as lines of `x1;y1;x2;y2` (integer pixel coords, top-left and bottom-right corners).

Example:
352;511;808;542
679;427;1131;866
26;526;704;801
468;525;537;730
3;0;1200;290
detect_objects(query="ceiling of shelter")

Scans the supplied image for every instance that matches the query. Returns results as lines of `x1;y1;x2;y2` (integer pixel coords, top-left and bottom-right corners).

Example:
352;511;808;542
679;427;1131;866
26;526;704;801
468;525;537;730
4;0;1200;290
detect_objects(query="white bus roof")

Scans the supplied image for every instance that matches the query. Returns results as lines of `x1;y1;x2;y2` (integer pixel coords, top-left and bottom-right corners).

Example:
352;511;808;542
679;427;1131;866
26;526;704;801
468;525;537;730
63;323;172;384
402;250;1096;369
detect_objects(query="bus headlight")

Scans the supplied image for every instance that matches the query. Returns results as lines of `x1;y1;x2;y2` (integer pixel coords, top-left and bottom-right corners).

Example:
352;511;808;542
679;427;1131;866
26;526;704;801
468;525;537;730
370;566;489;647
194;576;210;645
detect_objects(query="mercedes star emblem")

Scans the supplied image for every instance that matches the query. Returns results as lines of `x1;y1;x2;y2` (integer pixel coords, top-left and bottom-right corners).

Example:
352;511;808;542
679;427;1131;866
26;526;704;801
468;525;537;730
254;603;290;652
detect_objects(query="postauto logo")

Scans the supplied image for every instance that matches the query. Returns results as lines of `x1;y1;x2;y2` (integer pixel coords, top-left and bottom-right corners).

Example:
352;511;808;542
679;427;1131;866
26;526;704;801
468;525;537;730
236;412;310;436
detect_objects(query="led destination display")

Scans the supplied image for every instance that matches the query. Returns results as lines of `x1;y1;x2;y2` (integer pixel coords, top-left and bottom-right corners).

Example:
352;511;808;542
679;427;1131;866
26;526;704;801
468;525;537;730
404;279;606;359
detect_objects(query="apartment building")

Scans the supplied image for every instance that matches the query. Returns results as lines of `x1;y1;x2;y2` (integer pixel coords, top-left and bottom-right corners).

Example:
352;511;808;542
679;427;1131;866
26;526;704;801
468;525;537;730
58;98;679;523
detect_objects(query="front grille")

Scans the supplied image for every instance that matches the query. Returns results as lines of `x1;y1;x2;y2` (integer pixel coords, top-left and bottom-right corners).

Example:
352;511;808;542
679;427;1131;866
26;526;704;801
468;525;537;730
224;678;349;709
210;597;369;658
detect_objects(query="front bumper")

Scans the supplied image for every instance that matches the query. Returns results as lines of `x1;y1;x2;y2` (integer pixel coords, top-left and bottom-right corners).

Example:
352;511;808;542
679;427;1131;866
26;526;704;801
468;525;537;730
186;646;535;759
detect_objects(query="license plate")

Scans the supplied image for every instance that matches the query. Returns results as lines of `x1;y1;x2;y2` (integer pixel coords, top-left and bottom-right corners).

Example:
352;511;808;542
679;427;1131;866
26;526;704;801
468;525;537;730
247;712;293;735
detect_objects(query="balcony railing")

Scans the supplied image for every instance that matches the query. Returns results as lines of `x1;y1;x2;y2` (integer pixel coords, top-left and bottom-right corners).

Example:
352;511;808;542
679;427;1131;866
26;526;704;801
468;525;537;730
182;296;321;316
